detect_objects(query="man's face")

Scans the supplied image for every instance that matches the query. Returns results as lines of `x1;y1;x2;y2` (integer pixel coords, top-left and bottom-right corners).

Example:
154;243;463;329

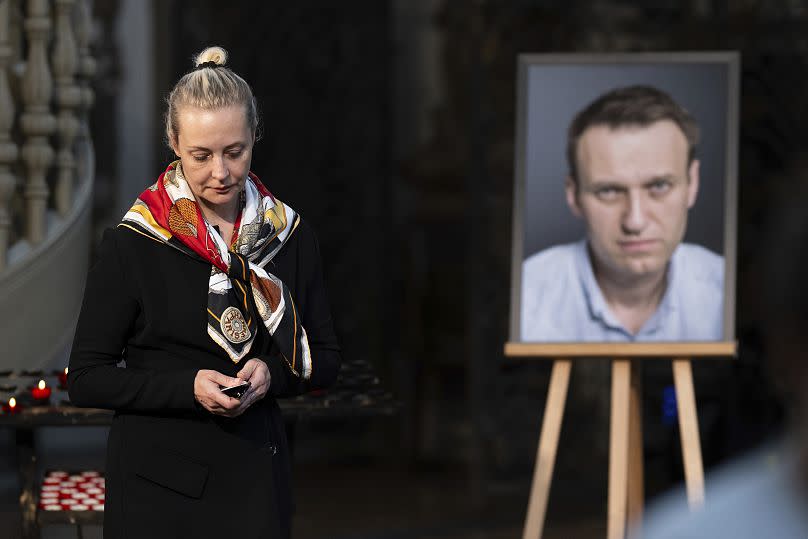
565;120;699;284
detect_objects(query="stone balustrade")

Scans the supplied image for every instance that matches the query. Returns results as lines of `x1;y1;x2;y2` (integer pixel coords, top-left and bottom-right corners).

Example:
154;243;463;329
0;0;95;273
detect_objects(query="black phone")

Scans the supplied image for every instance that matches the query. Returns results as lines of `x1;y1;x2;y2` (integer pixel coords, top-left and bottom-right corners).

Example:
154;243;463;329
220;380;250;399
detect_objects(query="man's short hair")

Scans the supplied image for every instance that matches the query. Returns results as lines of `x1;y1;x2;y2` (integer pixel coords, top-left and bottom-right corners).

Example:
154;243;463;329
566;85;700;183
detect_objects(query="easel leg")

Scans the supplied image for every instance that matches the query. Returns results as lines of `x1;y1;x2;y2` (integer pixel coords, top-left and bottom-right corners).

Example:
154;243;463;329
672;358;705;508
627;361;644;533
522;359;572;539
608;359;631;539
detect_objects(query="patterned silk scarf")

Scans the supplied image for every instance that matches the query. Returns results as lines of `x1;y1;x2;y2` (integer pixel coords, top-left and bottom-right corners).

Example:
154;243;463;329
119;160;312;379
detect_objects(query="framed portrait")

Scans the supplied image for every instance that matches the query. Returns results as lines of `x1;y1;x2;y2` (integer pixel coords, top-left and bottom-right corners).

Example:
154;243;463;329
509;52;740;345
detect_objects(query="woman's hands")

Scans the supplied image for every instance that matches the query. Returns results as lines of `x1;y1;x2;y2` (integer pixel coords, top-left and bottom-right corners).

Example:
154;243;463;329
193;370;244;417
234;357;271;412
193;358;271;417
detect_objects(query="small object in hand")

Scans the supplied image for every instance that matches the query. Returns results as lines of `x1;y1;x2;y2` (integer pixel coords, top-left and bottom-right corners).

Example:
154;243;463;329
220;380;250;399
2;397;20;414
31;380;52;404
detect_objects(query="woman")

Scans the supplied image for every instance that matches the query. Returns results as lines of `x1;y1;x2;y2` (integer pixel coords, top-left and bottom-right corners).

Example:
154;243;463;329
68;46;341;539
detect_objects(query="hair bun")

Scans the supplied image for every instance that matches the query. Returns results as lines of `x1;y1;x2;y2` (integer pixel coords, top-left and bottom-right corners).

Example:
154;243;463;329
194;46;228;68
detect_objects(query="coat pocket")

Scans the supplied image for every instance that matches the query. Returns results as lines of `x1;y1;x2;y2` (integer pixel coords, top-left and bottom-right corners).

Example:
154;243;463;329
133;448;208;499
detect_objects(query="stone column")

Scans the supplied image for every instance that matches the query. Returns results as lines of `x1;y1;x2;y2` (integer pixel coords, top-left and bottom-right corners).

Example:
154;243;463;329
0;0;19;270
52;0;79;216
20;0;54;244
74;0;95;149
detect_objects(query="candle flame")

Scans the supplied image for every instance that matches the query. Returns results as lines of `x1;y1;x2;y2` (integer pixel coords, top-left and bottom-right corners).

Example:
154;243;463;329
9;397;16;408
38;380;46;390
64;367;69;374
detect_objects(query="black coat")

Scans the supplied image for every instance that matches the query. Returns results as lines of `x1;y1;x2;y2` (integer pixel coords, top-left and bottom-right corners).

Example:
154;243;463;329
68;220;341;539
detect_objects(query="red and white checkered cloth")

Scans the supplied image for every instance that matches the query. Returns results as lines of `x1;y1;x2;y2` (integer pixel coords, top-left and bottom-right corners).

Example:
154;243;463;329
38;470;105;512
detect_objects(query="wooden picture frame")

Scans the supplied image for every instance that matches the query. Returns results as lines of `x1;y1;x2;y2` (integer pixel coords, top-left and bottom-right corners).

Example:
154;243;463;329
509;52;740;347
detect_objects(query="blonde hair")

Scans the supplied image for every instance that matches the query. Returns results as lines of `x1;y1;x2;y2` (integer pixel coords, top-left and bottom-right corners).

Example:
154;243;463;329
165;46;259;148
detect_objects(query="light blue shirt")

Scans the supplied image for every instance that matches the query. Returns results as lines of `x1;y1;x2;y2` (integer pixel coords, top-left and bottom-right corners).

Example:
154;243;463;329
520;240;724;341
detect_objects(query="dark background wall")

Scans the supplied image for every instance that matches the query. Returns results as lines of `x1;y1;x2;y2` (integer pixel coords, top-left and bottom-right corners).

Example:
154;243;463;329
81;0;808;534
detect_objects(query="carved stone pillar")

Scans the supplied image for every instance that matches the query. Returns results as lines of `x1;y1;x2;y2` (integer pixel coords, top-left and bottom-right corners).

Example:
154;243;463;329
52;0;79;216
74;0;95;147
0;0;19;270
20;0;54;244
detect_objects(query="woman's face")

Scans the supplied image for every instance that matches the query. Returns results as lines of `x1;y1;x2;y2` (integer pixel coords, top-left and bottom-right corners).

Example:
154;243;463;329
171;104;254;220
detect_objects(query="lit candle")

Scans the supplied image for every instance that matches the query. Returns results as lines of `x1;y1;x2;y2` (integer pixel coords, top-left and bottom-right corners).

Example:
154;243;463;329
31;379;51;403
2;397;20;414
58;367;68;389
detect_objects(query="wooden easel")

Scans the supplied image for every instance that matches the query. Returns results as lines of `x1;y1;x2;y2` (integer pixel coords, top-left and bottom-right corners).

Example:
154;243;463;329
505;342;737;539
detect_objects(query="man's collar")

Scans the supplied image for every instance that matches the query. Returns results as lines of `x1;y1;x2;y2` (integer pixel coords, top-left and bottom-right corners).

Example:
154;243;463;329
575;240;680;338
575;240;628;334
643;250;680;333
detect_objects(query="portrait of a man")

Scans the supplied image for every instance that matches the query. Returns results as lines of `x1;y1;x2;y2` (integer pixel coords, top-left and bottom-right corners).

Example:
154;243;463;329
520;85;725;342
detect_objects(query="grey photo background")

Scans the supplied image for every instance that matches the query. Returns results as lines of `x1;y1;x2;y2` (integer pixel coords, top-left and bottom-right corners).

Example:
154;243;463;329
521;62;730;259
